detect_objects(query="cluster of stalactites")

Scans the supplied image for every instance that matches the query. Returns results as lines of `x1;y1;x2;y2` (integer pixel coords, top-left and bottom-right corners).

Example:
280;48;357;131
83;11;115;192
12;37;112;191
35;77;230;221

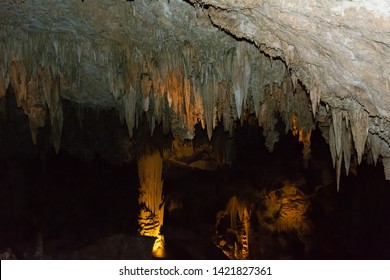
116;39;320;157
115;40;300;144
327;107;369;191
0;29;65;153
327;106;390;189
5;26;389;188
0;26;316;156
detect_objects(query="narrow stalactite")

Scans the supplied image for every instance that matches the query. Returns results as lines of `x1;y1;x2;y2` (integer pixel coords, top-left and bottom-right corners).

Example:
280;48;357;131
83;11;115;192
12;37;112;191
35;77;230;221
137;150;165;258
292;113;312;168
348;107;369;165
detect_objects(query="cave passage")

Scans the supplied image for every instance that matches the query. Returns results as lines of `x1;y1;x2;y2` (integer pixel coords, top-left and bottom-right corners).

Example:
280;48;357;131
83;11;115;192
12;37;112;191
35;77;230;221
1;98;390;260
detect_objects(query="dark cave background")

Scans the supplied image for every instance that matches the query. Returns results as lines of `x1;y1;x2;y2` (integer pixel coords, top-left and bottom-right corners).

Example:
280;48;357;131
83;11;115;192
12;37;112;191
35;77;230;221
1;85;390;260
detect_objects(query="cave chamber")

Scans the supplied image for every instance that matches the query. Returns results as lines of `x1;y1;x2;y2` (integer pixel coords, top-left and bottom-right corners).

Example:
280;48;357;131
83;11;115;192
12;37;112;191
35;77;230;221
1;0;390;260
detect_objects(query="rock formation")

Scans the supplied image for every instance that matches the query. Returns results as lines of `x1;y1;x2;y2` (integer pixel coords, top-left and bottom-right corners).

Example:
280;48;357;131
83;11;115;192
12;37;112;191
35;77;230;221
1;0;390;189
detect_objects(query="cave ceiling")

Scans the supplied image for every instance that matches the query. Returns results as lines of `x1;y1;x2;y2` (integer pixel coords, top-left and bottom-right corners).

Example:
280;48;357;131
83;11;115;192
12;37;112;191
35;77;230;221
1;0;390;186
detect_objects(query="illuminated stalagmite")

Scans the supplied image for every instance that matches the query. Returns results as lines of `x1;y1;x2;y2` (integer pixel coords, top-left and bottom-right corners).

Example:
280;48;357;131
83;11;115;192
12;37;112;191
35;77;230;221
216;183;312;259
137;150;165;258
216;196;251;260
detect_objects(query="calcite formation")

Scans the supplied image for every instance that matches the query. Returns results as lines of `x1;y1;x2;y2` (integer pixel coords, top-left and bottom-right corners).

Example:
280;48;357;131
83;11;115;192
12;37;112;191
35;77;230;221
1;0;390;187
215;182;311;260
137;150;165;257
216;196;251;259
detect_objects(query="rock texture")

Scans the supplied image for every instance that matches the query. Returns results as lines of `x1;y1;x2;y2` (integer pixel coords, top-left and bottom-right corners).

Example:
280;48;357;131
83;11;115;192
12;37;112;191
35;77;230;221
1;0;390;184
198;0;390;186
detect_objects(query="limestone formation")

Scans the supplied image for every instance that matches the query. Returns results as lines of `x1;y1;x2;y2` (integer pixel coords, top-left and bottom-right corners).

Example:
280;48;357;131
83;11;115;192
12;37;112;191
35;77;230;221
1;0;390;186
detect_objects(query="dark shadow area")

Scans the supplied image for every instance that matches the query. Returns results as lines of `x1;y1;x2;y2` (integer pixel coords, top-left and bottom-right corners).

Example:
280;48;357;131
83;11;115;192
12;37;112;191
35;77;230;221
1;86;390;259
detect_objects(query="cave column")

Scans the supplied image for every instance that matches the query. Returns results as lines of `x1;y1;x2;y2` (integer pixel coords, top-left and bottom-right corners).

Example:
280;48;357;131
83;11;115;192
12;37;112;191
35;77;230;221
137;150;165;258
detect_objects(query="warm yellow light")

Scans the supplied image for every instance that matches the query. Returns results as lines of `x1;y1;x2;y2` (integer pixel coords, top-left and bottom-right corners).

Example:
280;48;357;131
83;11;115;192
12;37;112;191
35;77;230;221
216;196;250;260
291;113;312;167
137;150;166;258
152;235;166;258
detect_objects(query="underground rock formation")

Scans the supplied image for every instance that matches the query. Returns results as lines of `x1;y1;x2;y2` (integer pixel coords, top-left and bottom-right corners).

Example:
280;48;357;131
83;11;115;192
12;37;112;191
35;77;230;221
1;0;390;188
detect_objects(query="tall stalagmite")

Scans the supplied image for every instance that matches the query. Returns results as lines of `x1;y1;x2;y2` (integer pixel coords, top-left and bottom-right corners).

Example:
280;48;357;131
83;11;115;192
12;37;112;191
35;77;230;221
137;150;165;258
216;196;251;260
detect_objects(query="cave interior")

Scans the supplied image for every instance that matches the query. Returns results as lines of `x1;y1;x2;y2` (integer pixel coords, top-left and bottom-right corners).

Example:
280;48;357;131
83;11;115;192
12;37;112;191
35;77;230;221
1;0;390;260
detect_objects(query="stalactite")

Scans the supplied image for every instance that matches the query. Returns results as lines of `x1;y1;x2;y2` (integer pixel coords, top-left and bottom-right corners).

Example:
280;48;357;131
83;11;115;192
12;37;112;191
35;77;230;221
49;76;63;154
308;65;321;116
216;80;234;134
349;107;369;164
0;65;7;99
40;67;63;154
256;83;281;153
342;117;352;175
2;26;296;151
151;69;165;126
331;108;344;191
26;79;46;145
141;73;152;112
201;67;217;140
9;56;27;108
329;119;337;169
367;132;381;165
328;108;358;190
107;54;125;101
6;23;386;185
123;87;136;137
382;157;390;180
292;114;312;168
231;42;252;119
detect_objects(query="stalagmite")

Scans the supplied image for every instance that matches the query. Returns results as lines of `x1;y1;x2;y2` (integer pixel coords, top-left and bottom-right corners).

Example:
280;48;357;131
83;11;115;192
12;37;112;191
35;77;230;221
137;150;165;258
216;196;250;260
249;59;265;119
